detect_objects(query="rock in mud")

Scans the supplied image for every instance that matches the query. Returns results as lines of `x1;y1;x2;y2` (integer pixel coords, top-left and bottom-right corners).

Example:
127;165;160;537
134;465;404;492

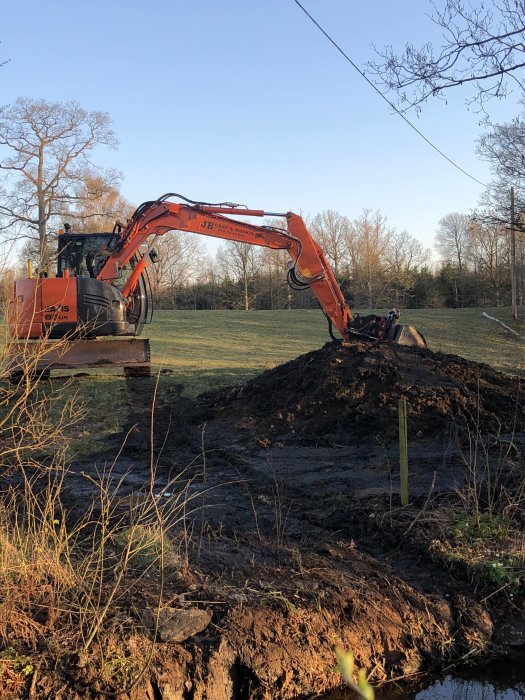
142;607;212;642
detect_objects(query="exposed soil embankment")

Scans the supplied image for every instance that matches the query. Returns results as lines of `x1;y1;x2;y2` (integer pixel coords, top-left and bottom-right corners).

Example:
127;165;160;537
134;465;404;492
4;341;525;699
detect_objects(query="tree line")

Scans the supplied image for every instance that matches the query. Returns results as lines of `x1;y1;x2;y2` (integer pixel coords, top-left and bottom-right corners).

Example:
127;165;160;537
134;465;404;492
148;208;523;312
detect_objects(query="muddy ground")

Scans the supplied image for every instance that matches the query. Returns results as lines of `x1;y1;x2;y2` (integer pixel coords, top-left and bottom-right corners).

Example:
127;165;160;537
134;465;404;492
4;341;525;699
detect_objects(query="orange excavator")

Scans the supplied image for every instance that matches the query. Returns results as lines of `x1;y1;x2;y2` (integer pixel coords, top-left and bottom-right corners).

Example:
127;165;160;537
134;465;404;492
9;194;426;373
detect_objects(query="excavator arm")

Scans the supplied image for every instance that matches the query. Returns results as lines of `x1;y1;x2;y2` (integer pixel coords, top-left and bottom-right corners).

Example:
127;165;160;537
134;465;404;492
97;195;354;341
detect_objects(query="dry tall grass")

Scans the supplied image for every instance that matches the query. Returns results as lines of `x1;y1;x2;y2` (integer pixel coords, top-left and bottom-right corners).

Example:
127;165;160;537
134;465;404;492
0;325;197;695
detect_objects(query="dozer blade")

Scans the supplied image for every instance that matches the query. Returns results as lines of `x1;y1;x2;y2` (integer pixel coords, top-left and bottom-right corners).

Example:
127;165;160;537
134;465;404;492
6;338;151;374
389;324;427;348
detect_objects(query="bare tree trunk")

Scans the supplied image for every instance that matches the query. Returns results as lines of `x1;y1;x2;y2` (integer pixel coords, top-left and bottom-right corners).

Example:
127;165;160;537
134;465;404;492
511;187;518;320
367;259;372;309
38;146;48;272
243;272;249;311
366;231;372;308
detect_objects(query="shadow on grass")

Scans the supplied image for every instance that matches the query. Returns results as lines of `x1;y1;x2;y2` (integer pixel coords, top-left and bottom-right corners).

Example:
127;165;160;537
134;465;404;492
42;366;261;462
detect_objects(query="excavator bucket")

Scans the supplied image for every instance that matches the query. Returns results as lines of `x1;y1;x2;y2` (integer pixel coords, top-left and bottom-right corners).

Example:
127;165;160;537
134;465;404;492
347;311;428;348
389;324;427;348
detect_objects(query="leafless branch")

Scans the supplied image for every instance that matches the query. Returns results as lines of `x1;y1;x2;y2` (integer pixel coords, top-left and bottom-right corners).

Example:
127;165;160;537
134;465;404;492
368;0;525;112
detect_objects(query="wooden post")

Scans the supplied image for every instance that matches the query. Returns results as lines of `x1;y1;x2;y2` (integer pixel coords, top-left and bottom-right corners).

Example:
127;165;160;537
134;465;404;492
398;398;409;506
511;187;518;320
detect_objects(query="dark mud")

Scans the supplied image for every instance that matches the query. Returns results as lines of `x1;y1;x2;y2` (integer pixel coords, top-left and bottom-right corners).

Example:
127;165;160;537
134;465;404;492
8;341;525;699
203;341;524;446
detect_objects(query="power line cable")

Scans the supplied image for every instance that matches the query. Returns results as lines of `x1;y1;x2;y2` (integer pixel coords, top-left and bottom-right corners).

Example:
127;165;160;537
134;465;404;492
292;0;487;188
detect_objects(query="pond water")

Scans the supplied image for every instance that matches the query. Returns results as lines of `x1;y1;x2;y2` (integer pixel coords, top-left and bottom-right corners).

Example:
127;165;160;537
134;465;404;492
320;658;525;699
413;671;525;699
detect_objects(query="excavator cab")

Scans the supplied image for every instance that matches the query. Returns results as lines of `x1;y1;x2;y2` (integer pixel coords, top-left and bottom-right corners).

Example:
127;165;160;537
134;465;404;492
56;231;151;337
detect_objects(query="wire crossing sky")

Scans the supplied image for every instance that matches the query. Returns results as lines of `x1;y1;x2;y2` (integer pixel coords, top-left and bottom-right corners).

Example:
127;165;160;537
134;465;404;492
292;0;488;188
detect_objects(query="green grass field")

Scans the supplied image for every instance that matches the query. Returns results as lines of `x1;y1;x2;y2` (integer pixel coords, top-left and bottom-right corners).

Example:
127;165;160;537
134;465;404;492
40;307;524;459
145;307;524;392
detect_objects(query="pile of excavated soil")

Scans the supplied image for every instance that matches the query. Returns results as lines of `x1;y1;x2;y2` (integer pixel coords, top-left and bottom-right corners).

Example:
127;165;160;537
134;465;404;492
205;341;524;445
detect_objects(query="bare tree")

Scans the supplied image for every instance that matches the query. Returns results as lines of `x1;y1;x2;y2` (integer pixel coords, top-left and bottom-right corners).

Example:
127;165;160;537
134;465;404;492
309;210;351;278
477;113;525;216
348;210;392;308
390;230;430;270
151;232;208;308
435;211;472;305
260;216;293;309
0;98;119;269
386;230;431;305
469;220;509;304
258;246;290;309
369;1;525;112
435;212;471;270
63;176;133;233
216;241;260;310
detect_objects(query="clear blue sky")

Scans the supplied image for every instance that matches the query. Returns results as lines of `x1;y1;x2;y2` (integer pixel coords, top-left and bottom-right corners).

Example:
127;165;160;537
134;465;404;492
1;0;521;252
